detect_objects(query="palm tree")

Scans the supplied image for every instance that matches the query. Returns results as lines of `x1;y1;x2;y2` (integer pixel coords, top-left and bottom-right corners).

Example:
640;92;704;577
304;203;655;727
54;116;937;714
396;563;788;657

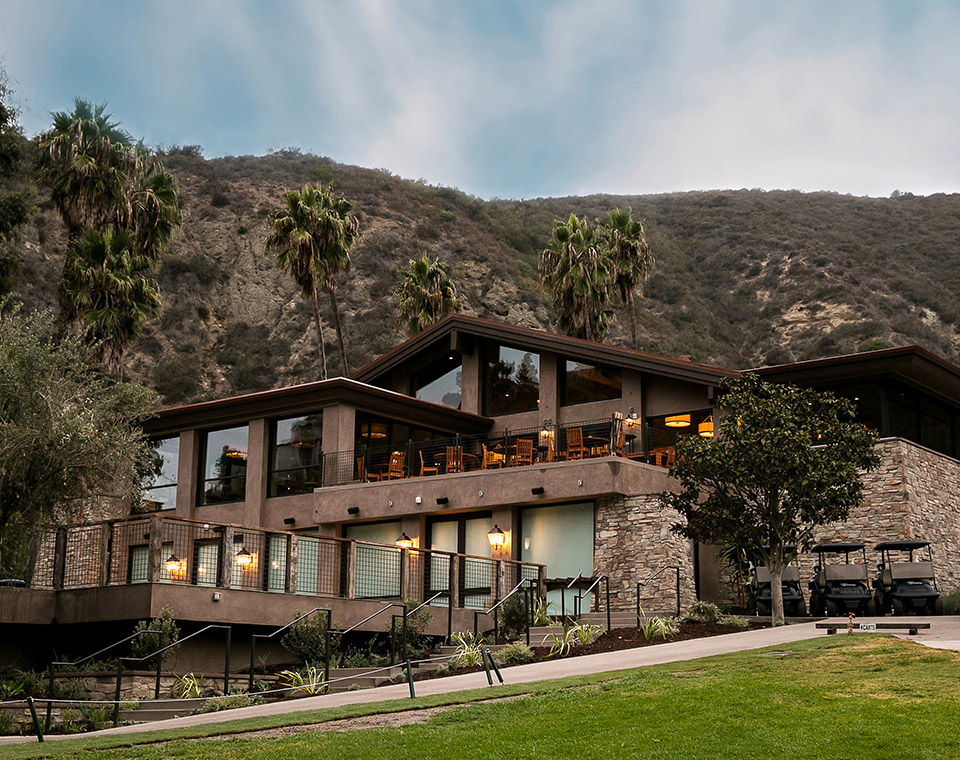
601;208;653;350
539;214;613;342
265;184;362;379
58;226;161;378
119;155;182;262
393;253;462;336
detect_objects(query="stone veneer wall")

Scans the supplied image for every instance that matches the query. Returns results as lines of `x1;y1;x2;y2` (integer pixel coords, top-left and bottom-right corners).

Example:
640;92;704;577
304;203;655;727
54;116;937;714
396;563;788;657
594;494;697;614
716;438;960;605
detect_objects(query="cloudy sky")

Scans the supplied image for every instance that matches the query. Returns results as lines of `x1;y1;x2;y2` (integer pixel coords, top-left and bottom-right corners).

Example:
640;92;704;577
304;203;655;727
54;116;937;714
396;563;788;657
1;0;958;199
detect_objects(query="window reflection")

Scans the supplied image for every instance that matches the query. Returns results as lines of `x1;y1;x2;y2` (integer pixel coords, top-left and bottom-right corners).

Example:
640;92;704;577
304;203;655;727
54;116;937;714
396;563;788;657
269;413;323;497
200;426;248;505
486;346;539;415
141;437;179;511
561;360;622;406
416;365;462;409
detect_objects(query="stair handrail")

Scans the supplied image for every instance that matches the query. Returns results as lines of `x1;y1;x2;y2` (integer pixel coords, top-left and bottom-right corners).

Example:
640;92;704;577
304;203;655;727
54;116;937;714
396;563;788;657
248;607;330;691
325;601;406;684
574;572;612;631
473;577;538;645
636;564;681;619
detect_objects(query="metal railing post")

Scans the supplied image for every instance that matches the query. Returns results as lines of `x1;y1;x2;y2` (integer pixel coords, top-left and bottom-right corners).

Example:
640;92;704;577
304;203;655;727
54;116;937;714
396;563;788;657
402;604;409;663
44;664;54;732
676;566;681;617
405;661;415;699
223;627;232;695
481;648;493;686
155;649;163;700
636;581;642;623
606;576;612;631
112;660;123;727
27;697;43;742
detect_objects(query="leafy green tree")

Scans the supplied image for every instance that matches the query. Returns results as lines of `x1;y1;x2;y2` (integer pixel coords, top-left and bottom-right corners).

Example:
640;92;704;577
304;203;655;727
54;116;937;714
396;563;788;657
0;303;158;579
661;374;880;627
600;208;653;351
539;213;612;342
58;226;161;377
265;183;362;378
0;71;32;296
392;252;462;336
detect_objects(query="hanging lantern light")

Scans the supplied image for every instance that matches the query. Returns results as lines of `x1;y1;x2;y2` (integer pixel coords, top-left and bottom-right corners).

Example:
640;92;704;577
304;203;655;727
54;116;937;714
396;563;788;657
698;415;714;437
164;554;183;575
665;414;691;428
235;547;253;568
395;532;414;549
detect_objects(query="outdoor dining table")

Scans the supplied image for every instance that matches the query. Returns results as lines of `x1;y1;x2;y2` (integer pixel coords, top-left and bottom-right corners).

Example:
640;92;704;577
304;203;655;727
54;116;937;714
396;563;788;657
433;451;479;467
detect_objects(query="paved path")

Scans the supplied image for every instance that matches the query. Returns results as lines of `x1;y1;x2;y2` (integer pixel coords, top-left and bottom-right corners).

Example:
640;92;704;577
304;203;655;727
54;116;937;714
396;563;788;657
4;617;958;747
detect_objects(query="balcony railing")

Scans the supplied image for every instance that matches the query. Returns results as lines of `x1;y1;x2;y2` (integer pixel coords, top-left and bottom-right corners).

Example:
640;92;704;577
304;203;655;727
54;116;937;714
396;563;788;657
320;418;678;487
29;516;544;611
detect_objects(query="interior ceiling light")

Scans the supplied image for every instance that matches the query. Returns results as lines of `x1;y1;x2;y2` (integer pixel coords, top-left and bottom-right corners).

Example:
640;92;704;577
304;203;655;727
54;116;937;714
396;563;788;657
698;416;714;438
665;414;692;428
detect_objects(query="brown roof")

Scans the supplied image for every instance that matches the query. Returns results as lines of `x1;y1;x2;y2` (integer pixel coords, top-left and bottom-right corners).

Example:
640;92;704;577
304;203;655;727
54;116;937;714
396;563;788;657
352;314;737;386
752;345;960;407
144;377;492;437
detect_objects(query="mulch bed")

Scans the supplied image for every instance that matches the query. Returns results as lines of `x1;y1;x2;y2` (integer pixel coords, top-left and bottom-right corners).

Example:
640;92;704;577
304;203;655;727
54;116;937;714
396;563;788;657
408;621;767;682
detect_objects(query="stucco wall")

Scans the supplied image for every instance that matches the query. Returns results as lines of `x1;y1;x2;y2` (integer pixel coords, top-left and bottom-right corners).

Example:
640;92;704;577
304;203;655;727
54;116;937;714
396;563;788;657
594;494;697;615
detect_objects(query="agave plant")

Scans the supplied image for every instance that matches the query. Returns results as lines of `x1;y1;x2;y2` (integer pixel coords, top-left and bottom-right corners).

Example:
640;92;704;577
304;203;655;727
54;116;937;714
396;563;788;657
449;631;485;668
279;664;327;695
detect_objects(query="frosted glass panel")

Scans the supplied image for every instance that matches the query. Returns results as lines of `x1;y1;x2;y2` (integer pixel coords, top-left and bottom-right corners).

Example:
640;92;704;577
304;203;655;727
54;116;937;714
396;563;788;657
521;502;594;610
345;521;402;599
267;534;287;592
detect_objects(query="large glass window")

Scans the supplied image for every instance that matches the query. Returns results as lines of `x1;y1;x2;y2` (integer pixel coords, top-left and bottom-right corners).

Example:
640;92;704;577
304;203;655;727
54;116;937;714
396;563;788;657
486;346;539;416
416;364;462;409
561;360;622;406
199;426;248;505
344;521;403;599
521;502;595;608
269;413;323;497
141;437;179;511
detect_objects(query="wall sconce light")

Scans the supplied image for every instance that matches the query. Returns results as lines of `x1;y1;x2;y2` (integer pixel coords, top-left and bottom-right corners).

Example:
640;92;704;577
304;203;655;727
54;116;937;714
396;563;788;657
698;415;714;437
665;414;692;428
347;506;360;515
283;517;296;525
436;497;449;505
415;496;422;504
396;532;414;549
235;547;253;568
540;418;553;438
164;554;183;575
625;407;639;426
487;525;506;549
531;486;545;495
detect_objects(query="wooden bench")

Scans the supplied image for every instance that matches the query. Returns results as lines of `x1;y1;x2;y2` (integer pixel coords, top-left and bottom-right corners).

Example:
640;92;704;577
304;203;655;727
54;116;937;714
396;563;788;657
816;622;931;636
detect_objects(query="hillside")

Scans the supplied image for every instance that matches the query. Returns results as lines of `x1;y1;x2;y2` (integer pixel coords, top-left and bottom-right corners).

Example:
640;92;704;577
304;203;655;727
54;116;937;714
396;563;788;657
6;147;960;404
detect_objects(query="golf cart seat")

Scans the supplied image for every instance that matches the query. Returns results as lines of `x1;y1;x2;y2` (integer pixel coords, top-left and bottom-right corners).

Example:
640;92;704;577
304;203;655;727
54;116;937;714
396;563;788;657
756;567;800;583
890;561;935;581
824;564;868;582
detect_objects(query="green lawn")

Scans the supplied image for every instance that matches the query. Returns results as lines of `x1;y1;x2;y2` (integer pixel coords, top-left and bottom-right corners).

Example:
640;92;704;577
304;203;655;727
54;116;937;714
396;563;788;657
5;636;959;760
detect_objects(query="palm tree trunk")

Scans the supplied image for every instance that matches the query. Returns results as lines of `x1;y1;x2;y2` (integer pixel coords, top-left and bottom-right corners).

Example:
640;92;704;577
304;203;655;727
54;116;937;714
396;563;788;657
311;287;328;380
327;285;349;376
629;291;639;351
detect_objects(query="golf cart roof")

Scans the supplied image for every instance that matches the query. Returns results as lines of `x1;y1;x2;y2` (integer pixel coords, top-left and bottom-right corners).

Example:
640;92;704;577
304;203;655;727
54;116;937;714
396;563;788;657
811;542;865;553
875;540;931;551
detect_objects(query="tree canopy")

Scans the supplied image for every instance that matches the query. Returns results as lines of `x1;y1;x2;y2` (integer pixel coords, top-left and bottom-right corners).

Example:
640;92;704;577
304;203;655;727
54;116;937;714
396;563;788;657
265;183;362;379
392;252;462;336
0;71;32;296
0;303;158;579
660;374;880;626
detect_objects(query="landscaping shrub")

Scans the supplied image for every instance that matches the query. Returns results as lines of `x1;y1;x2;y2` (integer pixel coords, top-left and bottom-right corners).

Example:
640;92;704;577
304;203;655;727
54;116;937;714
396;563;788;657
494;641;534;666
281;610;330;665
130;606;180;667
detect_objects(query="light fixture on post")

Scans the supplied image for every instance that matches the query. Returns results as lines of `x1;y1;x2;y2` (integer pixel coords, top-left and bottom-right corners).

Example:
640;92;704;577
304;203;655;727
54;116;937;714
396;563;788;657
625;407;639;427
540;418;553;438
395;532;414;549
698;415;715;437
235;547;253;568
665;414;691;428
164;554;183;575
487;525;506;550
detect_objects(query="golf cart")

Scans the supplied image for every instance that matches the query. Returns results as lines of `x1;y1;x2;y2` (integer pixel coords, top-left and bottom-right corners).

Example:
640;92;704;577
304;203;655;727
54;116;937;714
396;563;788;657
746;546;806;617
873;540;943;616
809;542;876;616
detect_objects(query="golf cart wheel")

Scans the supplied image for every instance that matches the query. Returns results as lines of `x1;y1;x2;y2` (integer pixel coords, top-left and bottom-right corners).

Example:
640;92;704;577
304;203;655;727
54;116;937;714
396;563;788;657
892;598;905;616
933;597;944;615
826;599;838;617
865;599;877;616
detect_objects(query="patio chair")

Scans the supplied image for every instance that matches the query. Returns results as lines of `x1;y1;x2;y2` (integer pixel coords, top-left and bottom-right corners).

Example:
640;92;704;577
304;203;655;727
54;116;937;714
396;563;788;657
419;450;439;477
357;456;377;482
445;445;464;474
513;438;534;466
563;427;585;460
381;451;406;480
481;444;504;469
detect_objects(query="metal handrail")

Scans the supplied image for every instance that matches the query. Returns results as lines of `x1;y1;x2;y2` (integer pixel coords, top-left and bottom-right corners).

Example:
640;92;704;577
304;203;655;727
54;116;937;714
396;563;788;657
45;628;163;732
574;573;612;631
248;608;330;691
115;623;232;726
325;601;405;684
636;565;681;619
473;577;538;645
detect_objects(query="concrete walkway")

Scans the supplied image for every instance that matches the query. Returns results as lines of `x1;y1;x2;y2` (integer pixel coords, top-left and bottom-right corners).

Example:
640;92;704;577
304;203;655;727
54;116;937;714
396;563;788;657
4;617;958;747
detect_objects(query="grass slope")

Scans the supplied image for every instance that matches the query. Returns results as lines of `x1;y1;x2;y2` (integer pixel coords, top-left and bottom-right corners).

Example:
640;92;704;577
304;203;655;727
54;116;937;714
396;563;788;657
5;636;959;760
